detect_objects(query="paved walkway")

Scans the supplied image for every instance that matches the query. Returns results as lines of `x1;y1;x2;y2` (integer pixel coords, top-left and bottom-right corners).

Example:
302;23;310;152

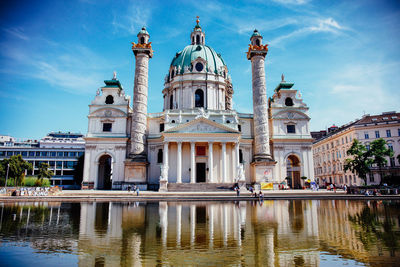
1;189;400;202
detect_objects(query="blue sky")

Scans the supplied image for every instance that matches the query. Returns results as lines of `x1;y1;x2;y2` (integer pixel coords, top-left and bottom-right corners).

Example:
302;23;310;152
1;0;399;139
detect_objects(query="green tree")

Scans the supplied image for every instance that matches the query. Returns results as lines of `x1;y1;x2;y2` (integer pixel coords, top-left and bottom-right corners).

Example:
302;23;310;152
73;155;84;186
37;162;53;182
344;139;372;185
0;155;32;186
369;138;394;184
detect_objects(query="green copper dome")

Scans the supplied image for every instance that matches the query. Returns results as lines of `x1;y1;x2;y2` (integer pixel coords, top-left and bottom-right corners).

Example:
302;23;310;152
251;29;261;38
170;44;226;74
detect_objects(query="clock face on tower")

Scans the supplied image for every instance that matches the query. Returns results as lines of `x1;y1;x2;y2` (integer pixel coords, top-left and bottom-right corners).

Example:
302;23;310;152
195;62;203;72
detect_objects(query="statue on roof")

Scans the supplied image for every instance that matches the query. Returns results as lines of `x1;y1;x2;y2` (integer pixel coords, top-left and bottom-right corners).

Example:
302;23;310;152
113;71;117;80
281;73;285;83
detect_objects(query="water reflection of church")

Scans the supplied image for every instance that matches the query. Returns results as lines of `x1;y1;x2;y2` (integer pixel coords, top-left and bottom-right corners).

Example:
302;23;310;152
76;200;399;266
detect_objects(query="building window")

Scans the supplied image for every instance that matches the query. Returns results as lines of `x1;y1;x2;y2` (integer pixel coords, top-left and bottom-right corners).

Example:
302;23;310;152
29;151;35;157
157;149;163;163
386;129;391;137
170;95;174;109
195;62;203;72
195;89;204;108
238;125;241;132
103;123;112;132
364;132;369;139
255;39;260;46
239;149;243;163
57;152;63;157
388;143;393;151
345;175;348;184
50;152;56;157
287;125;295;133
159;123;165;132
345;136;348;143
398;128;400;136
285;97;294;106
105;95;114;104
369;173;374;182
375;131;380;138
140;36;145;44
366;144;370;150
390;157;395;167
21;151;27;156
196;35;200;44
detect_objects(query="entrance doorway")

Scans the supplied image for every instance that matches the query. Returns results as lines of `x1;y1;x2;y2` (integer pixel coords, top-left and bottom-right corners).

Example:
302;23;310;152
286;155;301;189
196;163;206;183
98;155;112;189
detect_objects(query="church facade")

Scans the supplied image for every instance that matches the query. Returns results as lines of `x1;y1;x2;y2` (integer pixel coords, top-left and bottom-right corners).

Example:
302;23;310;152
82;20;314;191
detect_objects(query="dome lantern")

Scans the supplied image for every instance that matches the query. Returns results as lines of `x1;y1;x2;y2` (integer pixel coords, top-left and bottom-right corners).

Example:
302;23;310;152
250;29;262;46
190;16;205;45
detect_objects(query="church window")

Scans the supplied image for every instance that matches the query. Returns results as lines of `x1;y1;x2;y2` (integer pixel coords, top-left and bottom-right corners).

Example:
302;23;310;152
171;120;175;123
195;89;204;108
171;69;174;78
157;149;163;163
195;62;203;72
196;35;200;44
287;125;295;133
285;97;294;106
239;149;243;163
159;123;164;132
238;125;241;132
105;95;114;104
255;39;260;46
103;123;112;132
170;95;174;109
140;36;145;44
226;120;230;123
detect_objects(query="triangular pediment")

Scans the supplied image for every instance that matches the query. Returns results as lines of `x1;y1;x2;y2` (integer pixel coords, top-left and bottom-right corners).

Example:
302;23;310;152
273;110;310;120
164;117;239;134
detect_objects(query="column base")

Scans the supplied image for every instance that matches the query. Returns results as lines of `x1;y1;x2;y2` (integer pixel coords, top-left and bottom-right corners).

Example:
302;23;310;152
159;179;168;192
128;153;148;162
124;160;148;183
251;160;276;184
253;153;275;162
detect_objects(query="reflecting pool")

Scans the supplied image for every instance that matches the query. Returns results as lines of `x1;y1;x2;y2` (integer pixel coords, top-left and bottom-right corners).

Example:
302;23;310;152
0;200;399;266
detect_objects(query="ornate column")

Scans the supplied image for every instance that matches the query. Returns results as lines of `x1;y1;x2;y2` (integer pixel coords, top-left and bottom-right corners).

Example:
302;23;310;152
221;142;227;183
177;142;182;183
247;30;276;183
190;142;195;183
208;142;214;182
125;27;153;183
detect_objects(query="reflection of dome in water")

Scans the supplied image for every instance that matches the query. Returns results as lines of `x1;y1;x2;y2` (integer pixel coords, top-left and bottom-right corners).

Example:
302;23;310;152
170;44;226;74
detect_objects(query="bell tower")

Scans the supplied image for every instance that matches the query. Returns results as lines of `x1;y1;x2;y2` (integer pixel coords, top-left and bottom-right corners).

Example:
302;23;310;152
125;27;153;187
247;29;276;183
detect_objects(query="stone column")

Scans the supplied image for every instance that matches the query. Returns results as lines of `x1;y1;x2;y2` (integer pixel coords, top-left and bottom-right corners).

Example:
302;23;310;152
177;142;182;183
163;142;169;181
222;142;227;183
208;142;214;182
130;53;150;160
190;142;195;183
250;54;271;160
235;142;240;167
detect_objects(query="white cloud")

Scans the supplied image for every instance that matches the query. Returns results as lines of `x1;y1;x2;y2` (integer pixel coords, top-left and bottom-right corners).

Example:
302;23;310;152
270;17;344;47
3;27;29;41
272;0;310;5
0;41;108;94
111;2;152;35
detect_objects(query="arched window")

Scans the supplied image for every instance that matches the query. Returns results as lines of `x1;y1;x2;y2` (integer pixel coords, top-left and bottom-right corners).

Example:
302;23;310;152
255;39;260;46
170;95;174;109
195;89;204;108
171;69;174;78
285;97;294;106
192;36;194;44
140;36;145;44
196;35;200;44
105;95;114;104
